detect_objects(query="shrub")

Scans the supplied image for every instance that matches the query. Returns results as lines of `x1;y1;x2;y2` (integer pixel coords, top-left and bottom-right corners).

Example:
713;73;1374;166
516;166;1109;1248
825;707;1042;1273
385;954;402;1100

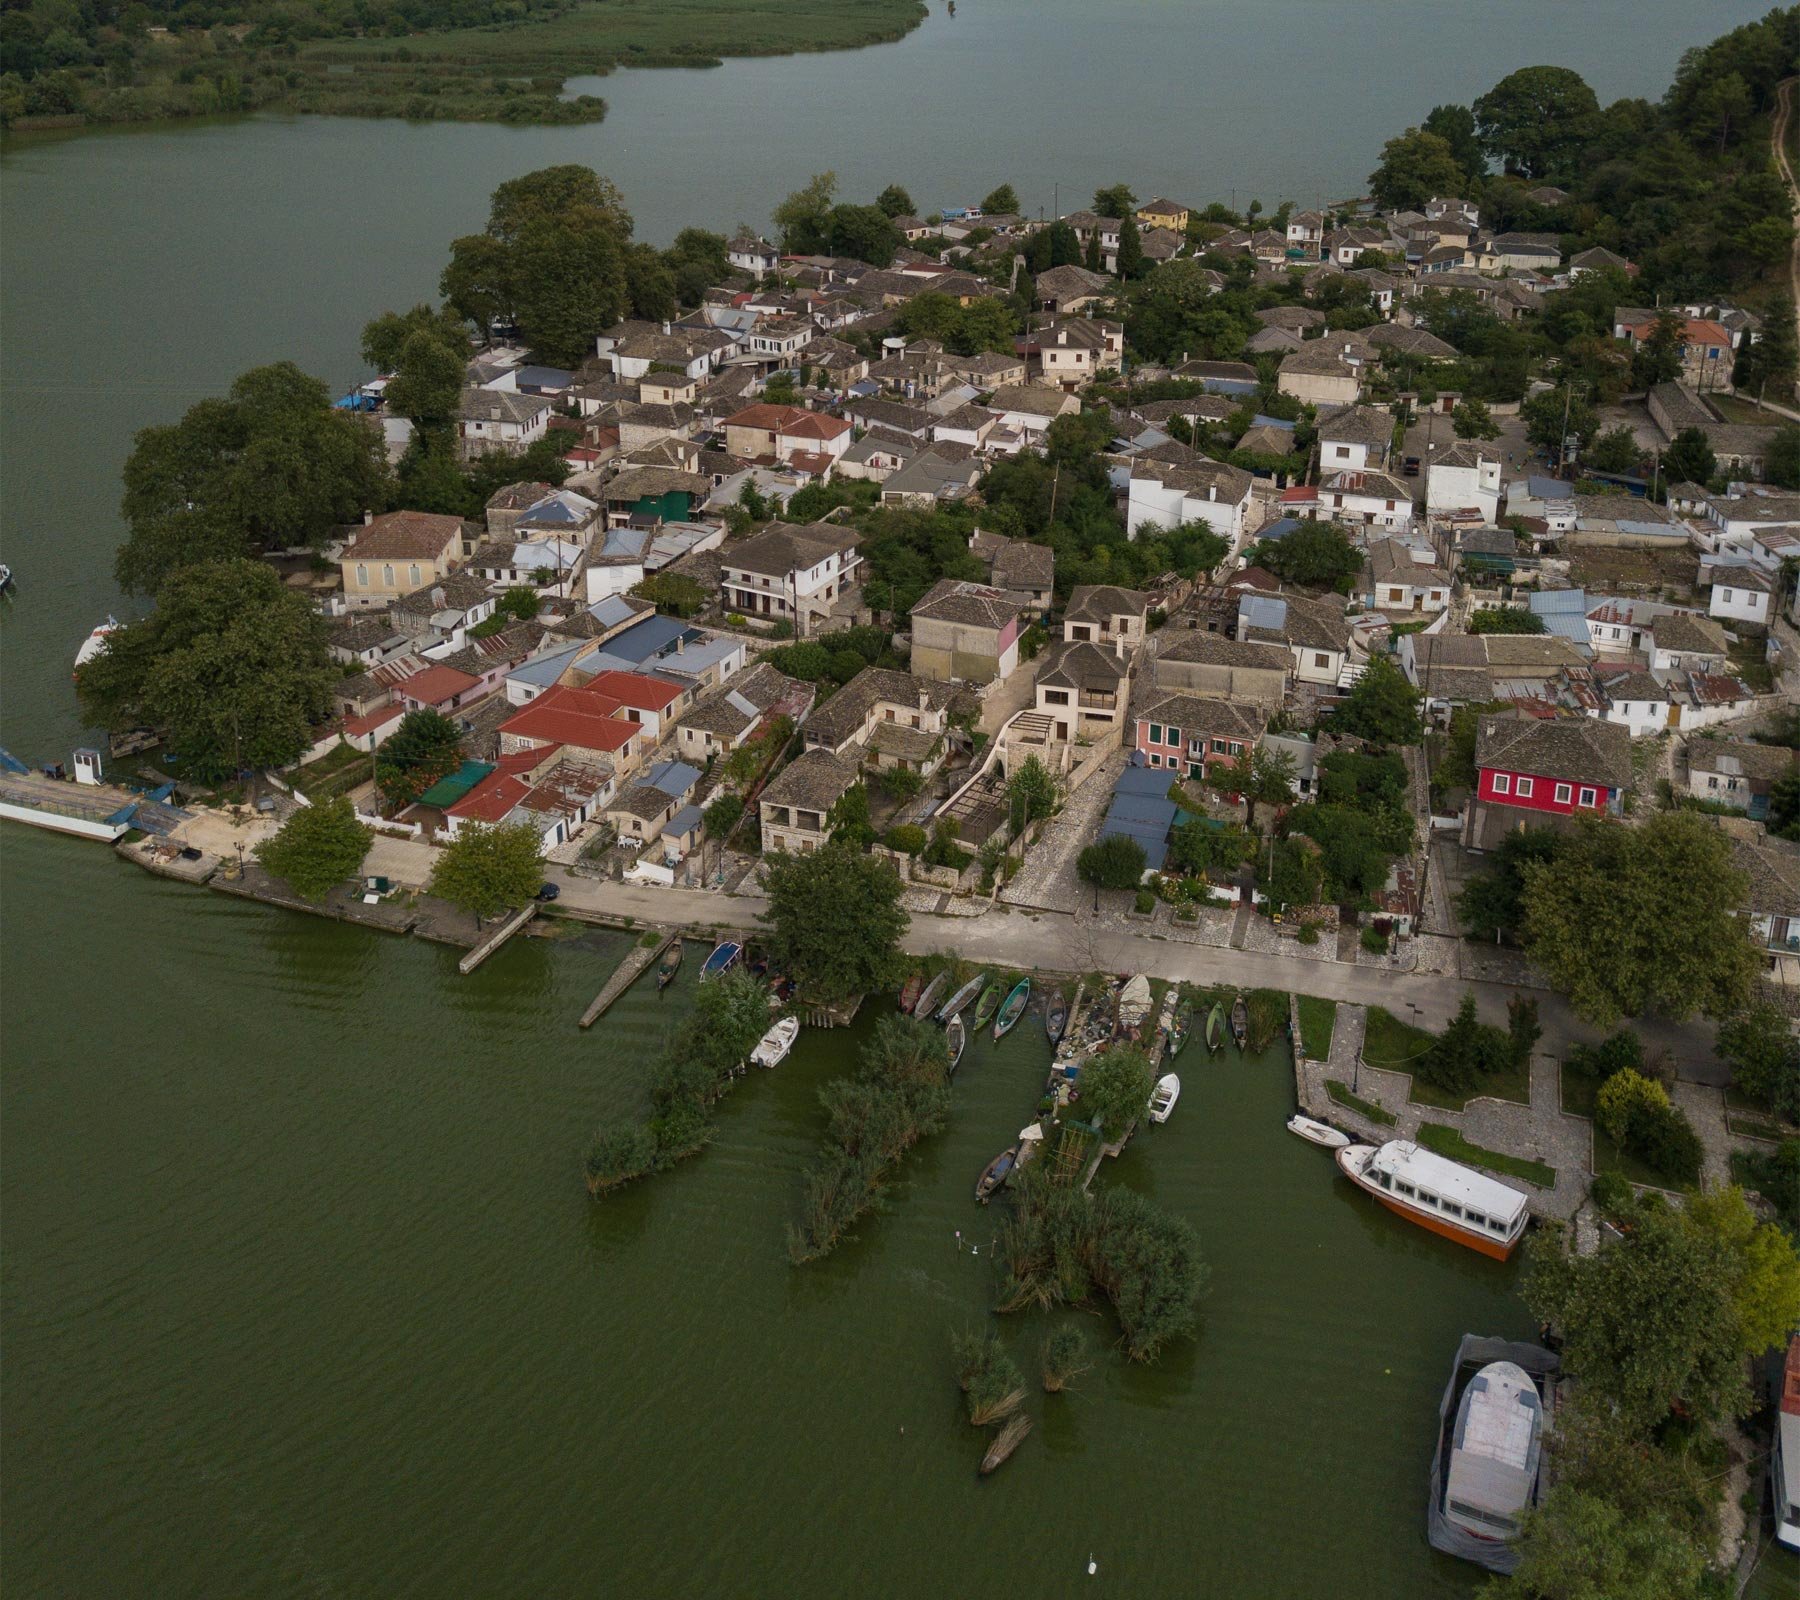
1297;923;1320;945
1595;1067;1668;1146
1628;1098;1704;1186
1133;888;1156;915
1417;994;1511;1095
703;792;744;841
1360;924;1389;954
1566;1030;1644;1082
950;1331;1025;1426
1076;1047;1156;1142
1041;1327;1090;1392
884;823;927;855
1078;833;1147;890
1588;1170;1633;1217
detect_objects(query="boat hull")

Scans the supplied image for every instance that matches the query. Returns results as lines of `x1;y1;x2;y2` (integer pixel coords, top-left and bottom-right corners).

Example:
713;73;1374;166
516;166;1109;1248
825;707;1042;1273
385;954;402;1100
1337;1148;1518;1261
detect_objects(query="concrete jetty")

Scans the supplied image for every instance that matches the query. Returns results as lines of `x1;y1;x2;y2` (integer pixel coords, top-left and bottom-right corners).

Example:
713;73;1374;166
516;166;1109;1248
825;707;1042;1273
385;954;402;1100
459;903;538;974
580;931;675;1028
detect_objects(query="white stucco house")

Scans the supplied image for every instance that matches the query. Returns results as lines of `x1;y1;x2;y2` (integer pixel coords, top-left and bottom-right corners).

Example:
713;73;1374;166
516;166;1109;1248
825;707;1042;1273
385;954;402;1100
1426;442;1503;524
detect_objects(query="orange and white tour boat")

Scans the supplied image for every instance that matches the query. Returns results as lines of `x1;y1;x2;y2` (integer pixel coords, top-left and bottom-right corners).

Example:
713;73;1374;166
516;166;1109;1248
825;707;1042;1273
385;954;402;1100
1336;1140;1530;1260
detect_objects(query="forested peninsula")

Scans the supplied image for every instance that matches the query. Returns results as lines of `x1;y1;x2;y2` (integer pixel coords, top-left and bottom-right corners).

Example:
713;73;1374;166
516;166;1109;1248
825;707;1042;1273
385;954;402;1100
0;0;927;129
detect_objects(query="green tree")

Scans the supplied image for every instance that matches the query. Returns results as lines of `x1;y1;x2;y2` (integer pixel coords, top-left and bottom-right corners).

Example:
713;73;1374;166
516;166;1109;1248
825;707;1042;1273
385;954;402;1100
373;709;464;810
702;792;743;841
772;170;838;254
1733;299;1797;399
873;183;914;219
1238;744;1297;827
1006;755;1056;828
1076;1046;1156;1141
1511;1487;1713;1600
76;559;336;779
254;797;373;900
361;303;468;372
1330;655;1421;745
1082;228;1103;273
1520;811;1761;1026
1367;127;1466;212
1263;837;1324;909
116;362;390;594
1420;103;1483;181
664;228;731;307
1716;1002;1800;1123
828;782;876;848
1522;385;1600;460
1077;833;1147;890
1584;425;1643;474
1091;183;1136;219
759;839;908;1005
1251;522;1361;589
1115;210;1144;279
428;819;545;922
1662;427;1717;488
1450;397;1499;439
1767;427;1800;492
1473;64;1601;181
1417;993;1509;1094
385;326;467;428
1685;1186;1800;1353
1631;310;1689;389
980;184;1020;216
1468;606;1546;634
1167;817;1252;878
826;203;902;267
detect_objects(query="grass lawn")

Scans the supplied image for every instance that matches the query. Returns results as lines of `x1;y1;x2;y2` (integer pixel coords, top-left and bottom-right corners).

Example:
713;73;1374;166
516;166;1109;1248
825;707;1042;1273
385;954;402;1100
1561;1070;1693;1190
1326;1078;1396;1126
1409;1054;1532;1112
1416;1122;1555;1189
1361;1006;1435;1070
1296;995;1337;1061
293;741;368;802
1728;1113;1786;1142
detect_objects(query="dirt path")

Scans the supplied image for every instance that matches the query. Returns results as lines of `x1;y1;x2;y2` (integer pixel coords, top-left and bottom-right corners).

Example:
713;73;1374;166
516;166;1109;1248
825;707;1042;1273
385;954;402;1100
1774;77;1800;404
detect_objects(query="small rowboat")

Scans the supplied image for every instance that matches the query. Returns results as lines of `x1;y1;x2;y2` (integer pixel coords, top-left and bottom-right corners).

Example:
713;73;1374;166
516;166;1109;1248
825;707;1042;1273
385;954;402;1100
1231;995;1250;1050
1206;1002;1225;1053
992;977;1031;1041
899;971;924;1014
750;1015;800;1068
915;970;949;1021
1148;1073;1180;1124
976;1146;1017;1203
971;982;1004;1031
1045;989;1069;1045
1168;995;1193;1057
700;940;742;981
937;972;985;1023
1287;1115;1350;1150
945;1015;966;1077
656;941;683;990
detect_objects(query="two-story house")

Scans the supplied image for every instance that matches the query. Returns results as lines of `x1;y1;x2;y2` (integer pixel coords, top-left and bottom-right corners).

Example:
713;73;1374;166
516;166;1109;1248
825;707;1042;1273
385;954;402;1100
969;531;1055;615
497;680;649;779
1134;694;1267;781
1316;468;1416;533
1685;738;1797;819
717;521;862;630
721;403;852;467
908;579;1032;684
1125;447;1255;541
727;234;781;279
1151;629;1291;708
1063;585;1149;653
1362;539;1451;613
1462;714;1631;850
1238;592;1353;687
459;388;552;459
758;748;860;855
1426;442;1504;523
800;666;963;777
339;510;468;610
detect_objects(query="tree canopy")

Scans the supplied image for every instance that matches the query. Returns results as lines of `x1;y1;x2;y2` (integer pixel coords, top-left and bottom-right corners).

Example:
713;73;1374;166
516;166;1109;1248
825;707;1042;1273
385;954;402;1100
1473;64;1600;182
76;559;337;779
1250;522;1362;591
1367;127;1467;212
758;839;908;1005
254;797;372;901
375;710;465;811
1330;655;1422;746
428;820;545;921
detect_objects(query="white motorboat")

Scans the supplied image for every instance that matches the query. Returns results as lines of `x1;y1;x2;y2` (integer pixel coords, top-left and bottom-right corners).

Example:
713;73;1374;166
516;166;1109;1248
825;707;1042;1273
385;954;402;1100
1286;1115;1350;1150
74;616;119;674
750;1015;800;1069
1148;1073;1180;1124
1336;1140;1530;1261
1442;1361;1544;1544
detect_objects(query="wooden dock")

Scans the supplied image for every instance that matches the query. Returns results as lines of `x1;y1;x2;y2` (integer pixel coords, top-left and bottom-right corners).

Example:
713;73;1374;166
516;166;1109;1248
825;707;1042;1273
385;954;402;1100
580;932;675;1028
458;903;538;975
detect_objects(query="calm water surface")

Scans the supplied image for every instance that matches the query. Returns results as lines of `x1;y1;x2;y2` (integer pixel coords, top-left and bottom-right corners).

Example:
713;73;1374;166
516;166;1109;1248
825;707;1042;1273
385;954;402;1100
0;4;1779;1591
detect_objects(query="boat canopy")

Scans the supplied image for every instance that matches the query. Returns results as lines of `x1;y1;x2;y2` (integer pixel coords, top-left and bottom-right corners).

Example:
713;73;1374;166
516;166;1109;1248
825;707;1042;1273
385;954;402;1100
1445;1362;1542;1535
1370;1141;1528;1228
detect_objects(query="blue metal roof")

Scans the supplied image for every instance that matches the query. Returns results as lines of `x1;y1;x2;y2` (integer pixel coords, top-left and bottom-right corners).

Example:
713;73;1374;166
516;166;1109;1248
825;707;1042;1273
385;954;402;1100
642;760;700;798
665;803;704;837
604;616;693;663
514;365;573;390
507;643;587;687
1240;594;1289;632
588;595;643;629
1526;475;1573;500
1257;517;1304;542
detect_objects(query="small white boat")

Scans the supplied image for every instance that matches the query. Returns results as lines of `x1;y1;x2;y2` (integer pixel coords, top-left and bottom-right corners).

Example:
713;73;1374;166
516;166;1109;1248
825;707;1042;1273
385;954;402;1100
1148;1073;1180;1124
749;1015;800;1069
1443;1361;1544;1545
1287;1115;1350;1150
74;616;120;675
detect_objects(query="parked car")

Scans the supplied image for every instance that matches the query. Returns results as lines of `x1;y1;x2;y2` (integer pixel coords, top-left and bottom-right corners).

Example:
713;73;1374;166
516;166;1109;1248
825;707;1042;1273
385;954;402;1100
535;882;560;902
1401;455;1422;478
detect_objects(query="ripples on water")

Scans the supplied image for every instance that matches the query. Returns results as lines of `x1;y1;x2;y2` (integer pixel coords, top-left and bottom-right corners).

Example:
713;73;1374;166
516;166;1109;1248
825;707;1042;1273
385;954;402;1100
5;829;1535;1597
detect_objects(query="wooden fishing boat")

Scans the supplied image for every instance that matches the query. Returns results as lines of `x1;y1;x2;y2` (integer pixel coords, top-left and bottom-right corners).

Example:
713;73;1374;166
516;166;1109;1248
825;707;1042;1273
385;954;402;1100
945;1015;966;1077
1045;989;1069;1045
976;1145;1018;1204
992;977;1031;1041
1168;994;1193;1057
1286;1114;1350;1150
971;981;1003;1031
1148;1073;1180;1124
1205;1001;1225;1053
1230;995;1249;1050
1335;1140;1530;1261
915;969;949;1021
899;970;925;1014
937;972;985;1023
656;940;683;990
700;939;742;981
750;1015;800;1069
1153;987;1178;1053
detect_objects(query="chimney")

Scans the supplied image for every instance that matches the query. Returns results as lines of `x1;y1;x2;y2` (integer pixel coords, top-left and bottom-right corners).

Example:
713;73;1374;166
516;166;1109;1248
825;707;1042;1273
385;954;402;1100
363;509;374;525
662;321;672;336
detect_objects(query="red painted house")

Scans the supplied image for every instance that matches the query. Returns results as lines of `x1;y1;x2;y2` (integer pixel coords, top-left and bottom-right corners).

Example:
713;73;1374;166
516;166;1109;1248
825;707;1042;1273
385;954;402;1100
1133;694;1266;782
1462;714;1630;850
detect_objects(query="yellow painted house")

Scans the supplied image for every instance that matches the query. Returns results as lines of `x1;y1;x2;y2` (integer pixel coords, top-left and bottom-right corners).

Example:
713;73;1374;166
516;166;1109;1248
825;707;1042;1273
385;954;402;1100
1136;196;1190;232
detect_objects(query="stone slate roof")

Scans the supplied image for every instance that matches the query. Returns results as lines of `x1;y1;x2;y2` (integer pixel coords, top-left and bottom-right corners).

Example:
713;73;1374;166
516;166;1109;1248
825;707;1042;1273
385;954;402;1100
461;388;552;426
344;511;467;562
760;748;858;815
1473;714;1631;788
1315;403;1395;449
1157;630;1291;672
804;666;965;749
1065;584;1148;625
1687;738;1796;784
721;521;860;579
989;538;1055;593
1650;611;1729;656
909;578;1031;631
1716;817;1800;915
1139;694;1266;741
1038;638;1128;693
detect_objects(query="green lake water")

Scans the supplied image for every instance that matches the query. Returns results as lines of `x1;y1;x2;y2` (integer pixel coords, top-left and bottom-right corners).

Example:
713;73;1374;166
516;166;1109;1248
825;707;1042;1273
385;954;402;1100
3;826;1530;1595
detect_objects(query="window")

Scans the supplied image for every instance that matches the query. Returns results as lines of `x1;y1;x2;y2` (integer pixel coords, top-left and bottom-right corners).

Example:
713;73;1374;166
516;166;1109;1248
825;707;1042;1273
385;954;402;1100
1554;782;1572;804
409;564;421;587
356;564;368;586
1211;738;1227;754
1579;787;1596;807
1334;445;1349;459
1441;1201;1462;1218
1395;1181;1415;1198
1148;723;1163;745
1488;1219;1507;1235
1313;653;1330;669
1516;777;1534;798
1166;727;1181;748
382;564;394;587
1493;773;1511;795
1708;776;1719;790
1721;588;1733;602
1465;1211;1487;1227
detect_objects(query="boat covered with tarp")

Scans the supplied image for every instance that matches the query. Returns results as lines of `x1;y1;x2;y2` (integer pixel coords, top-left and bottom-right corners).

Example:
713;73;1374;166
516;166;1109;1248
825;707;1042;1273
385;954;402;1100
1428;1335;1559;1574
1116;975;1152;1037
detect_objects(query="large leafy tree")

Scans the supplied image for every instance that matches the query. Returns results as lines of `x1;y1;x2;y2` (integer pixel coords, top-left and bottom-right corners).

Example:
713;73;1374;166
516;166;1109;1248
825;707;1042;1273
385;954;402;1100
980;183;1019;216
825;202;901;268
1472;64;1601;182
1330;655;1421;746
1367;128;1466;212
441;165;634;366
1077;1047;1156;1141
1717;1002;1800;1122
361;303;468;373
1521;811;1760;1026
1091;183;1136;219
1662;427;1717;488
77;559;336;779
771;170;838;254
375;710;464;810
1250;522;1361;590
1455;826;1560;941
428;820;545;922
1511;1487;1713;1600
873;183;914;219
254;797;373;901
1420;103;1483;182
117;362;390;594
759;839;908;1005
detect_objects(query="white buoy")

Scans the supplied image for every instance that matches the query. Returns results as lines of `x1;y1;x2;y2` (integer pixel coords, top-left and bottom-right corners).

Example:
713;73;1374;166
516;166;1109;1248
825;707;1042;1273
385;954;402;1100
1087;1555;1098;1576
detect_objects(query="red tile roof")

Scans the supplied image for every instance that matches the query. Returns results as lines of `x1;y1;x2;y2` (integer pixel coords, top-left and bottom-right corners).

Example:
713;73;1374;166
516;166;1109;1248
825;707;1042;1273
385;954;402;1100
397;664;483;706
447;747;557;823
499;683;639;753
344;703;404;738
724;404;852;441
579;670;684;713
